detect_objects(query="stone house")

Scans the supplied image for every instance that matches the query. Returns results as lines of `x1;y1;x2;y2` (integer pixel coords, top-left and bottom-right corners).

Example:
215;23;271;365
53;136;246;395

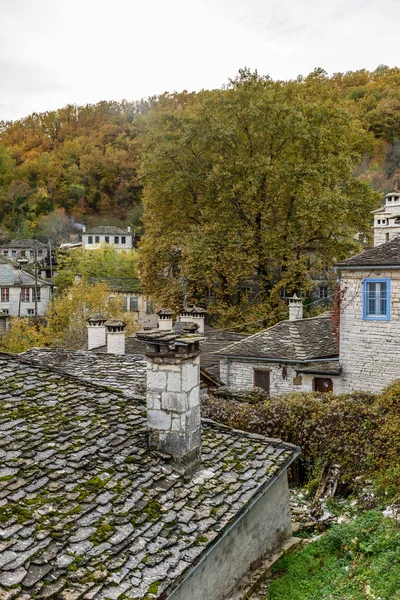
336;236;400;392
82;225;133;253
0;239;53;279
0;257;53;317
216;297;341;396
87;275;157;328
1;334;299;599
372;191;400;246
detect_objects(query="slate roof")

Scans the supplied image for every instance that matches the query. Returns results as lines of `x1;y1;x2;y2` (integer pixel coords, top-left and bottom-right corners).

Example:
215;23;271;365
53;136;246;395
85;227;131;235
87;277;143;293
0;353;298;599
0;261;52;288
19;349;146;398
92;327;248;383
216;313;338;362
0;239;48;250
336;238;400;268
294;360;341;375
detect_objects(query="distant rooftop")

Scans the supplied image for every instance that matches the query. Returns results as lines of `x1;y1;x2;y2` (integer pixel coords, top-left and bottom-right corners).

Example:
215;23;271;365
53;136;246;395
336;237;400;268
216;313;338;362
84;226;131;235
87;276;143;293
0;353;298;598
0;239;48;249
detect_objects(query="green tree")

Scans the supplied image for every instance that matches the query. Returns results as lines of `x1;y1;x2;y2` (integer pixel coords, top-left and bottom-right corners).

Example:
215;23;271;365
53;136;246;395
138;70;379;326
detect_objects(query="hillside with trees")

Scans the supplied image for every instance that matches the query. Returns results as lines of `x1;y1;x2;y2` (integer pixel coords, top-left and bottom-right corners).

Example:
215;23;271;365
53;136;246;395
1;66;400;325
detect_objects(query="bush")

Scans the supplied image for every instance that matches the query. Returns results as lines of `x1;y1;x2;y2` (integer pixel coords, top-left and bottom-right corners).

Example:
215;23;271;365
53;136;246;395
203;383;400;498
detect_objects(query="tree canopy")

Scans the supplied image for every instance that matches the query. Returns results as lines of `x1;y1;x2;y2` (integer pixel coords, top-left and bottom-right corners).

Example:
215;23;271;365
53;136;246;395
138;69;379;325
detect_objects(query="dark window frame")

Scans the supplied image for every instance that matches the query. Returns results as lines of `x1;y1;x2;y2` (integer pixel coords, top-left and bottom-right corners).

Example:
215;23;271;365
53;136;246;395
253;369;270;393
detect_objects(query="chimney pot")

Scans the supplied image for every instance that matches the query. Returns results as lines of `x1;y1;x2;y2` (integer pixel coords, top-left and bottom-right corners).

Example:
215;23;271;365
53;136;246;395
179;305;207;333
157;308;174;331
105;319;126;355
288;294;304;321
140;332;202;475
87;314;107;350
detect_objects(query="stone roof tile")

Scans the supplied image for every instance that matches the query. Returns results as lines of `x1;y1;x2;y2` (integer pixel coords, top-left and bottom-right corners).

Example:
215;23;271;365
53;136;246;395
0;354;298;599
216;313;338;361
336;237;400;268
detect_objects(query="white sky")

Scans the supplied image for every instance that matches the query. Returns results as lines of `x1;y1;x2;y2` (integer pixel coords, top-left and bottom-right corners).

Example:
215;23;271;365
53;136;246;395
1;0;399;122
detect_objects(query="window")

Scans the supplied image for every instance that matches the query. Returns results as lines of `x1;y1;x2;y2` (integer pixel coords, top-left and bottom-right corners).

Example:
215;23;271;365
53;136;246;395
3;250;8;256
146;301;154;314
254;370;270;393
30;250;34;256
121;236;126;244
130;296;138;311
386;232;390;242
1;288;9;302
38;250;42;256
21;288;30;302
319;285;328;299
95;236;100;243
363;278;390;320
27;309;34;316
114;236;119;244
2;309;9;315
122;296;128;311
12;251;16;257
32;288;41;302
20;250;26;257
88;236;93;244
105;236;109;243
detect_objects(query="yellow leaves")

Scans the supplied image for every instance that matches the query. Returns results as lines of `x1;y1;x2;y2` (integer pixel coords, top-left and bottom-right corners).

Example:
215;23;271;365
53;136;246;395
0;318;48;354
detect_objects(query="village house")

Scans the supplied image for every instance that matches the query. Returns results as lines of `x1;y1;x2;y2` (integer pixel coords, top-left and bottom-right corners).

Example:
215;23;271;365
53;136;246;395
1;333;299;599
372;190;400;246
216;296;341;395
82;225;134;253
87;276;157;329
0;256;53;317
0;239;54;279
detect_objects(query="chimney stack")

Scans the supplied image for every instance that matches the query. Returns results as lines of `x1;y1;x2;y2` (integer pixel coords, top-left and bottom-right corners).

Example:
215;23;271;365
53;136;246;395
87;314;107;349
179;306;207;334
157;309;173;331
141;332;202;475
105;319;126;355
288;294;304;321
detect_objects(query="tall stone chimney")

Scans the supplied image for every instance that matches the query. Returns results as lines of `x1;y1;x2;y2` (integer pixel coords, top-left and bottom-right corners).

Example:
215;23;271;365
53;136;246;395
140;332;202;475
288;294;304;321
87;314;107;350
179;306;207;334
105;319;126;355
157;309;173;331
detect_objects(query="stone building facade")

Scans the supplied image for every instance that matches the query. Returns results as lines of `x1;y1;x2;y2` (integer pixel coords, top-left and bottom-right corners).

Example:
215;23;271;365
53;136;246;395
372;191;400;247
337;238;400;392
82;225;133;252
0;259;53;317
217;308;341;396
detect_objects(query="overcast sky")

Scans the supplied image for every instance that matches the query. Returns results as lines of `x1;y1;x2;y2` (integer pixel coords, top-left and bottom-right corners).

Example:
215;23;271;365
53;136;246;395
1;0;399;122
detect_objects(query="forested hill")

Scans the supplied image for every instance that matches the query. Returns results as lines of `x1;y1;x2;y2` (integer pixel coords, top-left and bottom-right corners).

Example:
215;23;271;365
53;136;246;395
0;99;152;235
0;66;400;239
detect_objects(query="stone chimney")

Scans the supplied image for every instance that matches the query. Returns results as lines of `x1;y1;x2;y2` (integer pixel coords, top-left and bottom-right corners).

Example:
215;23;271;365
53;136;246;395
105;319;126;355
87;314;107;350
179;306;207;334
140;332;202;475
157;309;173;331
288;294;304;321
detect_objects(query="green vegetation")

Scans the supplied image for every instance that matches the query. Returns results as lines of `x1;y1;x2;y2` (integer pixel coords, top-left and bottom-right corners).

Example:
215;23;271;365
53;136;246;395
203;380;400;499
1;67;400;327
266;512;400;600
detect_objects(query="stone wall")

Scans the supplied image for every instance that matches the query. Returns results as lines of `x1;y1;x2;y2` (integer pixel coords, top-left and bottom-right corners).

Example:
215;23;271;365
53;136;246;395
1;285;52;317
146;352;201;474
373;227;400;247
169;469;292;600
340;269;400;392
219;358;343;396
